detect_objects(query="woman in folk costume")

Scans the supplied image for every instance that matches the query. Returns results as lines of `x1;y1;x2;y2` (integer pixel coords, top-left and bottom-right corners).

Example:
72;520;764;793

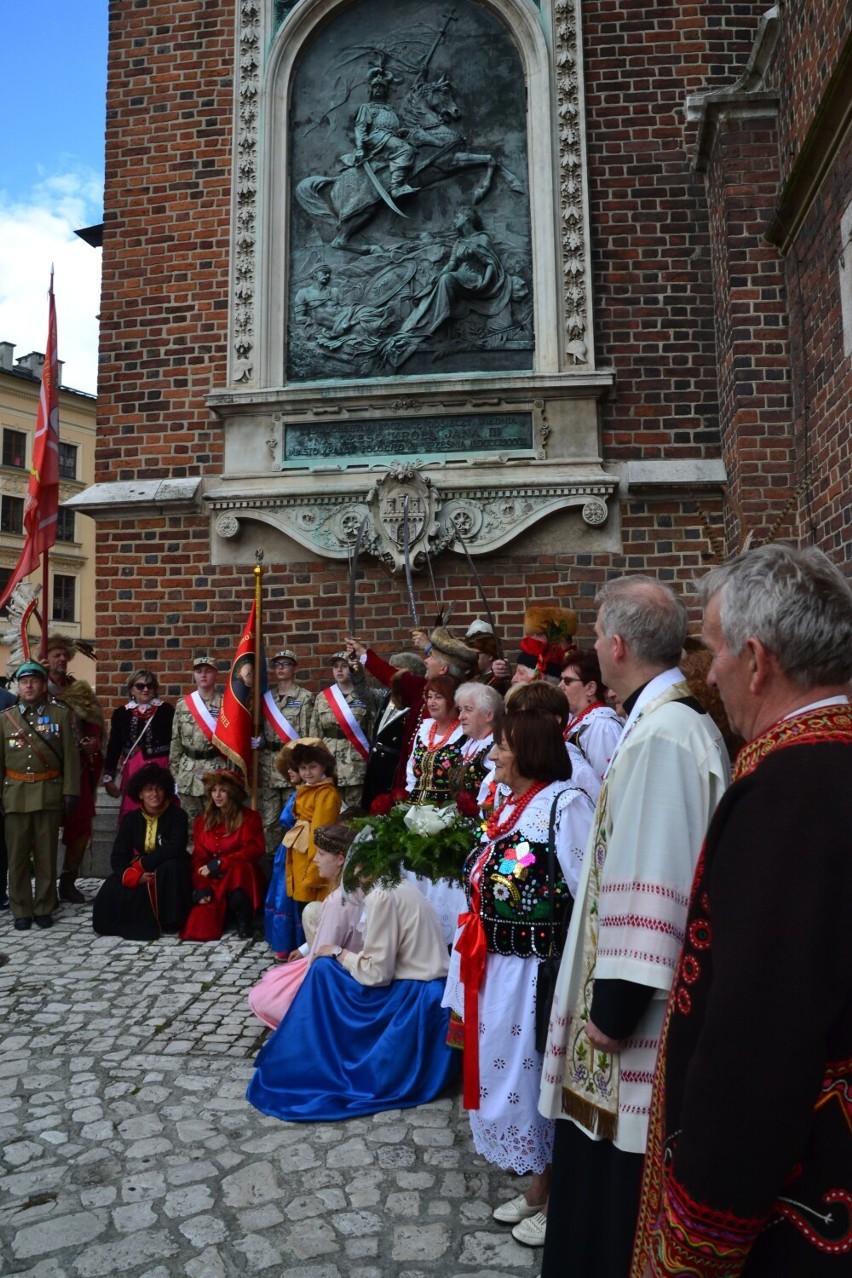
250;822;365;1028
56;678;105;904
181;769;266;941
247;837;457;1122
309;652;380;808
453;681;504;799
559;647;623;782
405;674;464;804
102;668;175;821
443;709;596;1249
92;764;191;939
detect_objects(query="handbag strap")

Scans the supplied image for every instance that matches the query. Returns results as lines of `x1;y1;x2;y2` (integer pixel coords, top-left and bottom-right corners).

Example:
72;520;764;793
544;791;560;956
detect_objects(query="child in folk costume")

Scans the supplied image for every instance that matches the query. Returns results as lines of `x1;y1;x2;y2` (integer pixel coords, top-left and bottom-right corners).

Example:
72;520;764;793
280;739;342;920
263;746;303;952
180;769;266;941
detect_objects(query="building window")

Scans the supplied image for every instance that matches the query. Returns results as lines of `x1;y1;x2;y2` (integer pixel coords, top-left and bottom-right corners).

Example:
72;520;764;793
52;574;76;622
58;442;78;480
2;429;27;469
56;507;75;542
0;495;24;535
0;568;11;614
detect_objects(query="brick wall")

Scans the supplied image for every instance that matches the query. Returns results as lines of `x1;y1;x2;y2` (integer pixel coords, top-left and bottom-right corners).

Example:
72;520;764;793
781;131;852;565
579;1;765;460
774;1;852;182
701;109;797;550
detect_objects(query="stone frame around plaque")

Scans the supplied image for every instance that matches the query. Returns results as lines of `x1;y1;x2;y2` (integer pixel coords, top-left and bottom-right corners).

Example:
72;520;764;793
236;0;586;389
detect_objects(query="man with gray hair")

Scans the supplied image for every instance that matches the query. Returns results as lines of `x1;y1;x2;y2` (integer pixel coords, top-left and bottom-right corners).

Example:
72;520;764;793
633;544;852;1278
537;576;729;1272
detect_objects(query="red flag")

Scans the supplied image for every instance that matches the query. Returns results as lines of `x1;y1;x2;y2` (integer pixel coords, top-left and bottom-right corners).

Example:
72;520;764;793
0;276;60;611
212;601;267;776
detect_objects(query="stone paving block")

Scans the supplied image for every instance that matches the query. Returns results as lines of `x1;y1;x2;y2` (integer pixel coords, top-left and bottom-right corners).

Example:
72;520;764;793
72;1227;181;1277
184;1245;227;1278
177;1211;228;1245
111;1201;158;1232
220;1159;281;1207
391;1222;451;1261
12;1209;108;1259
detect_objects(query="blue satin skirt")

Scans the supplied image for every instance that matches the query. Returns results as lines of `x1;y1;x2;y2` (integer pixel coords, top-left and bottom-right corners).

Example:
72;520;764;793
263;842;305;954
246;958;459;1121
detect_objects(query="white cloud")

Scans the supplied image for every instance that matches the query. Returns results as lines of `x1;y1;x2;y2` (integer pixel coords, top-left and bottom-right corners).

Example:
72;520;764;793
0;168;102;395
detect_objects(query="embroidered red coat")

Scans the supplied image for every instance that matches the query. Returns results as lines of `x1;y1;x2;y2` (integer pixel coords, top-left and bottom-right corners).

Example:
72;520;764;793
633;705;852;1276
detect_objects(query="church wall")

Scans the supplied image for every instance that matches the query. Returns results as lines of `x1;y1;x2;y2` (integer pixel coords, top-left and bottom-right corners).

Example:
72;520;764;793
96;2;821;699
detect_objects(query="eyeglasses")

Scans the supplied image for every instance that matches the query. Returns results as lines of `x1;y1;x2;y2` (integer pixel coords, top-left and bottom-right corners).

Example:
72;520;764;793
559;676;583;686
134;682;155;691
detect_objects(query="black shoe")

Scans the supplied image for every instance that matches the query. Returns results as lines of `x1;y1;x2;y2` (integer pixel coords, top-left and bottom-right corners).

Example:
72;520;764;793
14;917;32;931
58;876;85;904
237;920;254;941
34;914;54;929
0;894;9;910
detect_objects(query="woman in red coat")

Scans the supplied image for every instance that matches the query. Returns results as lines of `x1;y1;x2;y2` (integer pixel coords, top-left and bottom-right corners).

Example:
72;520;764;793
181;769;265;941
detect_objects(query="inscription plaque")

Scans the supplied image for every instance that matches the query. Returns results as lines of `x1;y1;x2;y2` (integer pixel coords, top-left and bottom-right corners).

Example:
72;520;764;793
283;413;534;465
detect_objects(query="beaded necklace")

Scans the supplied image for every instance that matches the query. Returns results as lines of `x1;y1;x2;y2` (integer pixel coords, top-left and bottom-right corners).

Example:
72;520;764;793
485;780;547;840
425;717;460;752
564;700;605;738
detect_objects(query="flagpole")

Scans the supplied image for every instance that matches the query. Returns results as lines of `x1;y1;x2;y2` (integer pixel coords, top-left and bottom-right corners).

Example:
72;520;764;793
40;550;50;662
250;550;264;809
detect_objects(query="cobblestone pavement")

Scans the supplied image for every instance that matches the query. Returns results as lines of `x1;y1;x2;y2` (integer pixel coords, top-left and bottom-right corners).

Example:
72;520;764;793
0;883;541;1277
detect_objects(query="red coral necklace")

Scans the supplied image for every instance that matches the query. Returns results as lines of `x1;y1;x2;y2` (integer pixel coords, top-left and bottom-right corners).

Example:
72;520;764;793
485;780;547;840
426;718;460;752
564;700;605;737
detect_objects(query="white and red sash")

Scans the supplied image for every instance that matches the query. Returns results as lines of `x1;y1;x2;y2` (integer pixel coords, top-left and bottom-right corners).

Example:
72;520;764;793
262;690;300;744
322;685;369;760
185;690;217;740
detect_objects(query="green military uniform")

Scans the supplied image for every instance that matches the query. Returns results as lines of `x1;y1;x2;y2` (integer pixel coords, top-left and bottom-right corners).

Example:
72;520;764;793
309;680;382;809
0;696;81;921
259;682;315;856
168;691;224;826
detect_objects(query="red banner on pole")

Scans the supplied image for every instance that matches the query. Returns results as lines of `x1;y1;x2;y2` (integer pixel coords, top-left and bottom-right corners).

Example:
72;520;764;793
212;600;267;777
0;275;60;612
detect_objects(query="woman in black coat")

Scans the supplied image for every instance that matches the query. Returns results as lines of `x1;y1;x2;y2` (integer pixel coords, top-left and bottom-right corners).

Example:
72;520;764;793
93;764;191;940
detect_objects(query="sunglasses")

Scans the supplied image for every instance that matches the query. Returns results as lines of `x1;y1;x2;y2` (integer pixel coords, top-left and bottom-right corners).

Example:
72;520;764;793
559;676;583;686
134;682;156;691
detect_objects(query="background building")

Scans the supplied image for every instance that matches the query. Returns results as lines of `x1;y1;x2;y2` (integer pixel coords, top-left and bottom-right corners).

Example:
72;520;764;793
0;342;97;684
72;1;851;696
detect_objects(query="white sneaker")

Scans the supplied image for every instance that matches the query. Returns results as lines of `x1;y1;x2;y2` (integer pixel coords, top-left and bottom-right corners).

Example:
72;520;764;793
512;1211;548;1247
492;1192;547;1224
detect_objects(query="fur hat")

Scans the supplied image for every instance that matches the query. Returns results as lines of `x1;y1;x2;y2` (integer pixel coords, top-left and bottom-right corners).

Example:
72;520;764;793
429;626;478;672
126;763;177;803
55;678;105;731
45;633;77;657
516;603;578;679
390;651;427;677
202;768;248;805
290;738;337;779
523;604;577;641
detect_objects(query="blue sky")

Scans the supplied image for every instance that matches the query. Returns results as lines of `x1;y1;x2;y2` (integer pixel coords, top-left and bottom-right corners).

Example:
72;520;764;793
0;0;108;393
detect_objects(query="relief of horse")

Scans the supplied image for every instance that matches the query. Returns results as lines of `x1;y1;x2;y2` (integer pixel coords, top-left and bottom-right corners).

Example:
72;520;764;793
295;75;523;252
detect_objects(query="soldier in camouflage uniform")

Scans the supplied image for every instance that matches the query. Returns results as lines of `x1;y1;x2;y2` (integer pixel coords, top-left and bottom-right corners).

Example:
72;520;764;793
0;660;81;930
169;656;224;829
259;649;315;858
309;652;383;809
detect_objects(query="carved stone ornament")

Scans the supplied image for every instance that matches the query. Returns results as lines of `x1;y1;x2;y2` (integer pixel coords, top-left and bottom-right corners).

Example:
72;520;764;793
207;463;613;571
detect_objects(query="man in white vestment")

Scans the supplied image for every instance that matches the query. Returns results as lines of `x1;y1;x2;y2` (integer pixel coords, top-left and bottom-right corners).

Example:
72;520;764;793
537;576;729;1277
